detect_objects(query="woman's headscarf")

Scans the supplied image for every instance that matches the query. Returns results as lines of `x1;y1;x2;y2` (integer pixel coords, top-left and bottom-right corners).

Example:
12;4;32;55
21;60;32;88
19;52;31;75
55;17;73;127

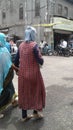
0;33;12;94
24;26;37;42
0;33;6;47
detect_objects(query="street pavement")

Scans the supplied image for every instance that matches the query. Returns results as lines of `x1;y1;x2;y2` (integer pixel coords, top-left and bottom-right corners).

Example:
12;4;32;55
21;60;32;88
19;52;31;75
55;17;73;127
1;56;73;130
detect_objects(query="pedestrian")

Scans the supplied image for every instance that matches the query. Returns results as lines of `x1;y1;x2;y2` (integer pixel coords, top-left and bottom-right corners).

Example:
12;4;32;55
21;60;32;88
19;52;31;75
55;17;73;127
9;37;18;53
14;26;46;121
59;39;68;55
0;33;18;119
5;35;11;53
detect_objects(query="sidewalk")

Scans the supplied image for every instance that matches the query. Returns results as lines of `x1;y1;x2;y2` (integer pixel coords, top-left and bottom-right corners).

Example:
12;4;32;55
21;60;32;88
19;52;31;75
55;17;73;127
0;56;73;130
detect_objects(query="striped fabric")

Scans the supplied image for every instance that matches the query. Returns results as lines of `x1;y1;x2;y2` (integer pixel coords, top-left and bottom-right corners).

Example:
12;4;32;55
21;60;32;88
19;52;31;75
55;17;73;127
18;42;46;111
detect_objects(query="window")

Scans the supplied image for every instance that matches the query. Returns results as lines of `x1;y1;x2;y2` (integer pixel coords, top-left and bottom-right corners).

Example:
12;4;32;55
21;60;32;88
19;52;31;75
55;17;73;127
58;4;62;15
2;10;6;19
19;4;23;20
35;0;40;16
64;7;68;17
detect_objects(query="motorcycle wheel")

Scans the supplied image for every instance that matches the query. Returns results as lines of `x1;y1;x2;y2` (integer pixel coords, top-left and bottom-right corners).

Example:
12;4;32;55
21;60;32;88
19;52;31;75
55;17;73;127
53;51;58;56
47;50;53;56
64;50;70;57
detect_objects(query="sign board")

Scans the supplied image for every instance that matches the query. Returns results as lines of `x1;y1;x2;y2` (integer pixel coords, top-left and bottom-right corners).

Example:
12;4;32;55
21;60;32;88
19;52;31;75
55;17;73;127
53;17;73;32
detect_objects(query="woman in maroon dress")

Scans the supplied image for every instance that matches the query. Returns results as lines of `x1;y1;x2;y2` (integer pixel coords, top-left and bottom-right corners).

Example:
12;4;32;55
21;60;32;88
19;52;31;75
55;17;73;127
14;26;46;121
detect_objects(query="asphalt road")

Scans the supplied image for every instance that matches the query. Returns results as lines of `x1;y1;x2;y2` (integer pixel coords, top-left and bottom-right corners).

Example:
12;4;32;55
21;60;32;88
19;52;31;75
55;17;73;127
1;56;73;130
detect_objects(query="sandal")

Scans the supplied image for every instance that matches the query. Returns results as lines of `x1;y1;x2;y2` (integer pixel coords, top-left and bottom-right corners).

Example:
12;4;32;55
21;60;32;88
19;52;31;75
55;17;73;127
20;115;32;122
30;113;43;119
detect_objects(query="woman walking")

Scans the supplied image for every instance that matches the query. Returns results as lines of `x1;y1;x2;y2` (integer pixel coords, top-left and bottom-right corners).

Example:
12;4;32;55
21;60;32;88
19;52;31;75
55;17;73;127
0;33;18;118
14;26;46;121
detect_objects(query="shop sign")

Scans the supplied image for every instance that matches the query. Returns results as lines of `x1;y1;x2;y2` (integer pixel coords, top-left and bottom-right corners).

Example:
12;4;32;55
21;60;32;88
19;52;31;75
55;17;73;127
53;17;73;31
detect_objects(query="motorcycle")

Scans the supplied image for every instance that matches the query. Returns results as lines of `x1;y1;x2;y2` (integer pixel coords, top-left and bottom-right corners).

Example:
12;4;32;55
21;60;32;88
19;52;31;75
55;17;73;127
67;42;73;56
53;45;70;57
40;44;53;56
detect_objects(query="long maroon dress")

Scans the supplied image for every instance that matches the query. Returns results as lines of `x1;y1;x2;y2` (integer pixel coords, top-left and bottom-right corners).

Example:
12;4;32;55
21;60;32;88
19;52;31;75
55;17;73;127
18;42;45;111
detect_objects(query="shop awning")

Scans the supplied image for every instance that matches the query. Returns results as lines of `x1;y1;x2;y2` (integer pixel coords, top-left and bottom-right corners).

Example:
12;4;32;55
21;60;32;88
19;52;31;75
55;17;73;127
53;17;73;32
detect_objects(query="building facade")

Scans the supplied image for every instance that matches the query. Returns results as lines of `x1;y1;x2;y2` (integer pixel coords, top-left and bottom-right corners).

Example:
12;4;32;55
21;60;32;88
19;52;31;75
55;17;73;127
0;0;73;48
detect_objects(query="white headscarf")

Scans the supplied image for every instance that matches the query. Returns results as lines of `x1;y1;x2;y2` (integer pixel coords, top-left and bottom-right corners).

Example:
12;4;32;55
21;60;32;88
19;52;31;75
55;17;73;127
24;26;37;42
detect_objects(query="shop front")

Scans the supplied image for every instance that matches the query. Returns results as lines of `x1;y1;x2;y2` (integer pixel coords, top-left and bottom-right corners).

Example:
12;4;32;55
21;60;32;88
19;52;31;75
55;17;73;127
33;17;73;50
53;17;73;49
